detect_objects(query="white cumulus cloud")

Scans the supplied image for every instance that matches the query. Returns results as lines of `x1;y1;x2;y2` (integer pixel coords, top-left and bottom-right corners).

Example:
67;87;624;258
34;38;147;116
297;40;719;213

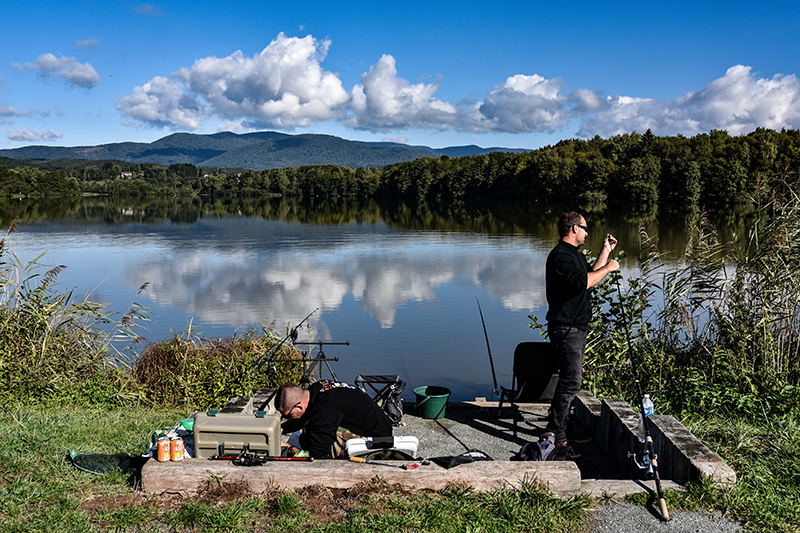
578;65;800;137
117;33;349;131
8;128;63;142
113;30;800;141
12;53;100;88
115;76;204;129
458;74;603;134
346;54;457;132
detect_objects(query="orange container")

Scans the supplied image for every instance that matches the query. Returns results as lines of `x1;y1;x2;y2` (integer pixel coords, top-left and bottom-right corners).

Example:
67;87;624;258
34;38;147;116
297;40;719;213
170;437;184;461
157;437;170;462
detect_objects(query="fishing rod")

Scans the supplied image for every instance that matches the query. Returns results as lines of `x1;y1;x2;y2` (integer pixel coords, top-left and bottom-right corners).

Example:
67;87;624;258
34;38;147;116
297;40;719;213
476;298;500;400
349;456;430;470
606;220;670;522
251;308;319;377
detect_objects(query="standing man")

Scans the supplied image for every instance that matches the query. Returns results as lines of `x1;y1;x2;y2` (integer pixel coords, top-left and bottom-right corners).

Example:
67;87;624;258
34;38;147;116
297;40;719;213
546;211;618;447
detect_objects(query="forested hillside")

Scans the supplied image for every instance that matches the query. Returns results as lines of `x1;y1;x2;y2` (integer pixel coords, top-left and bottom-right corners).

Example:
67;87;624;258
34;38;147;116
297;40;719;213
0;130;520;169
2;129;798;204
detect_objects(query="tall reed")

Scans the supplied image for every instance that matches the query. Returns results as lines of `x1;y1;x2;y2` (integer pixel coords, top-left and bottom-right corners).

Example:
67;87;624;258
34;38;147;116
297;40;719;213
580;185;800;417
0;220;149;407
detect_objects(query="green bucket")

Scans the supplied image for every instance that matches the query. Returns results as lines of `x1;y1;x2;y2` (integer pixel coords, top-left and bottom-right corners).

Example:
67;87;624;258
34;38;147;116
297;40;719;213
414;386;451;419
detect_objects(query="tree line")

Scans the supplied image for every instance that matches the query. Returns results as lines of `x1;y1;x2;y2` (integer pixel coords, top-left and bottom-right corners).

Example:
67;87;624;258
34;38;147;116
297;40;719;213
2;128;798;204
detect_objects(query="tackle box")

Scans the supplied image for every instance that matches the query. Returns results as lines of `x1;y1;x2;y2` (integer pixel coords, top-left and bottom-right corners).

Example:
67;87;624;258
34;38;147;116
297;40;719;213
344;436;419;458
193;410;281;458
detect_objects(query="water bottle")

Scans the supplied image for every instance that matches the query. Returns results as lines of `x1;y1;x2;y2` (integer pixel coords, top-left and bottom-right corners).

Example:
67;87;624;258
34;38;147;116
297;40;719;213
637;394;654;443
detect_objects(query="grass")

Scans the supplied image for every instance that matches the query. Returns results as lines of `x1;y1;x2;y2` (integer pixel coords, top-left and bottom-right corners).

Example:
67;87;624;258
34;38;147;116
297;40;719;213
2;405;799;532
0;406;596;533
680;412;800;532
624;411;800;533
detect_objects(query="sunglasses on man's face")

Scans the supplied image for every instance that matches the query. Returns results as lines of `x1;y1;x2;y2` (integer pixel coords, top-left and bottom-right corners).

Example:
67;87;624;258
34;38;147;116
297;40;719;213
574;224;588;231
281;402;302;418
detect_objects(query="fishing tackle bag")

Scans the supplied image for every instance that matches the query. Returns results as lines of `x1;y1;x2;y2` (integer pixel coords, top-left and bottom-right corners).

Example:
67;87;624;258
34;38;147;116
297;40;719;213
512;432;574;461
381;379;406;426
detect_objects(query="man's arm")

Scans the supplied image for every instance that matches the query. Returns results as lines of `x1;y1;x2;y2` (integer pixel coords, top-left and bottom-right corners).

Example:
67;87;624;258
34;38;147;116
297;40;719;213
299;407;343;459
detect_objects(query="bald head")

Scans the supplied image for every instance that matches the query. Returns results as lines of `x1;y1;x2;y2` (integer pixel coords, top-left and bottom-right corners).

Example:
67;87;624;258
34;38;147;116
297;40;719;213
275;383;309;419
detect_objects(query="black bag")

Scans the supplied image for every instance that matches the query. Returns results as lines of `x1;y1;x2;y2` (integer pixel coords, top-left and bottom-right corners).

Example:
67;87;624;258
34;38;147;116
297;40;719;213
381;380;406;426
431;449;493;469
512;432;575;461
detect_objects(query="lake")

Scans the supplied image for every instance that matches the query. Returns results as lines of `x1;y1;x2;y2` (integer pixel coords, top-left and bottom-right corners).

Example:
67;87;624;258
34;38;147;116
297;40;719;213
0;196;754;402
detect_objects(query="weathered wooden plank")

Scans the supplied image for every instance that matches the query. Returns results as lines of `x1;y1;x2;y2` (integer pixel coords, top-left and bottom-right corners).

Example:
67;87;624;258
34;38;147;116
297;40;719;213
141;458;582;497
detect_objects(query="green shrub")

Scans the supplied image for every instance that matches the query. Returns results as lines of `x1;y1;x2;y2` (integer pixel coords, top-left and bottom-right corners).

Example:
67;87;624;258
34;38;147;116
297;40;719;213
132;330;306;410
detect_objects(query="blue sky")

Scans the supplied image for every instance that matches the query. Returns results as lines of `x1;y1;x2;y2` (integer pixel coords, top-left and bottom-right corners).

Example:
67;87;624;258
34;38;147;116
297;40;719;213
2;1;799;151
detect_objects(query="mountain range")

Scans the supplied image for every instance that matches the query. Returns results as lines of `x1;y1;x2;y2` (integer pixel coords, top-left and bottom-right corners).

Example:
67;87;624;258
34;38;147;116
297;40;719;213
0;131;527;170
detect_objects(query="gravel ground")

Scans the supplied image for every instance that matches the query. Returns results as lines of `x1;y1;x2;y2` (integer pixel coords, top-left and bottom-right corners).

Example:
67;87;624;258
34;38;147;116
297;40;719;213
584;501;744;532
398;403;745;533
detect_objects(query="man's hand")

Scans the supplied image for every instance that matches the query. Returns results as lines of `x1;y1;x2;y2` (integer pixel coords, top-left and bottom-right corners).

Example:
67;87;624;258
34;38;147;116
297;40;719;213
604;234;618;252
281;442;301;455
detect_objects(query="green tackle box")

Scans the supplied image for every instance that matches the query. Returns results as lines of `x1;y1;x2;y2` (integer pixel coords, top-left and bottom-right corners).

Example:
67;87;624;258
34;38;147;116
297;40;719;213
193;411;281;458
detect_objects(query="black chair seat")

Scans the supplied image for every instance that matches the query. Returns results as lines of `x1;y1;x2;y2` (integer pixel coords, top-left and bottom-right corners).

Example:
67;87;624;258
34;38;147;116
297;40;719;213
499;342;560;436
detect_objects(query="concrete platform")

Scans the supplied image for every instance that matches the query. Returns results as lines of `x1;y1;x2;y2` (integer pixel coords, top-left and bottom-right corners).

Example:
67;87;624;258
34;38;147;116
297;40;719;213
141;390;735;498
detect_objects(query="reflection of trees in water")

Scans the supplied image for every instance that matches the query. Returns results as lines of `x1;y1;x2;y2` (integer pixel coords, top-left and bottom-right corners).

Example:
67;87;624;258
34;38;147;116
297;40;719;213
0;196;755;261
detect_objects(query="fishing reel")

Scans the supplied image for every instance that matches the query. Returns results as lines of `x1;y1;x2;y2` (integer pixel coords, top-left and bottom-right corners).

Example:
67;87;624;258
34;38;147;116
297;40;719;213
628;449;655;477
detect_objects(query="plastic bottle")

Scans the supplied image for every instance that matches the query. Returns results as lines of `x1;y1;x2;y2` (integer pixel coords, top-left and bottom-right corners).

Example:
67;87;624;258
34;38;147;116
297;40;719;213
637;394;655;443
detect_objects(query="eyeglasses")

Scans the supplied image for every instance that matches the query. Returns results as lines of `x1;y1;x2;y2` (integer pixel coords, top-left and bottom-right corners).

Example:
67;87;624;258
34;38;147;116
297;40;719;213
574;224;588;232
281;402;302;418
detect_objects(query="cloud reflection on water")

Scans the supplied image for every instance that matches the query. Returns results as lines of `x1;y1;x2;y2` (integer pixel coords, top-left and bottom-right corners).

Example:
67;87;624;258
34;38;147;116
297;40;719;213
126;237;546;331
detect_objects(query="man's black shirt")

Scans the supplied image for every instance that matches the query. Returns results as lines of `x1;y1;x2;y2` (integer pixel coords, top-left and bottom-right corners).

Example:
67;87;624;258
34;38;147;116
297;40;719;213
545;240;592;330
298;381;393;458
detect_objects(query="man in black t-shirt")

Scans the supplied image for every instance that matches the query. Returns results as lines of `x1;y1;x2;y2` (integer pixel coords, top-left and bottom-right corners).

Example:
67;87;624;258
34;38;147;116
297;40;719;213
545;211;618;446
276;380;393;459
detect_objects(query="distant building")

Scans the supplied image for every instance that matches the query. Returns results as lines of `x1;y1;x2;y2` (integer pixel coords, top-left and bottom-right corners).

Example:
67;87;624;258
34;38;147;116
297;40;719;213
121;172;133;178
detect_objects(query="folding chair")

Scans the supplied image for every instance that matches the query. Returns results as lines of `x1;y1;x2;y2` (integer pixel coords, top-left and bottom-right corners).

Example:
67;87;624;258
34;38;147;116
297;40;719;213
354;374;406;426
498;342;560;437
355;374;403;402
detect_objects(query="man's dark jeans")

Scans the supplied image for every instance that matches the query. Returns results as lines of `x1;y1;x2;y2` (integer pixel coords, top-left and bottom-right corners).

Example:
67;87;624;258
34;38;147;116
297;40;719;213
546;324;587;443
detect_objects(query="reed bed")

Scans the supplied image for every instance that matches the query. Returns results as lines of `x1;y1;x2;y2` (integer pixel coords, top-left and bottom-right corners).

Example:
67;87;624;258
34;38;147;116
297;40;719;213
577;187;800;419
0;219;304;411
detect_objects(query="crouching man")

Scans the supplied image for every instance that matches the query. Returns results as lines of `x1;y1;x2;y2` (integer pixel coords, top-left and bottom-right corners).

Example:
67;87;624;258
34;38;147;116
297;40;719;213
276;380;393;459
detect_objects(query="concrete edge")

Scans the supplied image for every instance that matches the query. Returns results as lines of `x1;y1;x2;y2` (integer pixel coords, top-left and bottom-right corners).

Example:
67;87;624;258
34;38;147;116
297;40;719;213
573;392;736;488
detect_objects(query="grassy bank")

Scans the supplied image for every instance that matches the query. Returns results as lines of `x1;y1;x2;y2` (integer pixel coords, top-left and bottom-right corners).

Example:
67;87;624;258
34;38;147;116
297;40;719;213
0;406;595;533
1;406;798;532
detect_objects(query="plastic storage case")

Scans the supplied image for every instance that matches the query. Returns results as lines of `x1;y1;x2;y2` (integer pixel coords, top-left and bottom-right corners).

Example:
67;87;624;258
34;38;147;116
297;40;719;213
344;436;419;458
193;411;281;458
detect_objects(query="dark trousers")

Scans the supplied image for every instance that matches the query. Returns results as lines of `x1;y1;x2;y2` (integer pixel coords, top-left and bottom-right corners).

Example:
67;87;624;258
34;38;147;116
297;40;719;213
546;324;586;443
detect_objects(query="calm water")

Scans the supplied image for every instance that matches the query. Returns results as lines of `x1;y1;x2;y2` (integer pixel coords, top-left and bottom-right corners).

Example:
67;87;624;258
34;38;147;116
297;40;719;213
1;197;755;401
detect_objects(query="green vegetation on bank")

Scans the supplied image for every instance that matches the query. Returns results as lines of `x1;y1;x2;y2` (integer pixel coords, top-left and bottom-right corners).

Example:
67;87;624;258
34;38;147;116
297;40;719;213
0;220;303;411
3;128;800;205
